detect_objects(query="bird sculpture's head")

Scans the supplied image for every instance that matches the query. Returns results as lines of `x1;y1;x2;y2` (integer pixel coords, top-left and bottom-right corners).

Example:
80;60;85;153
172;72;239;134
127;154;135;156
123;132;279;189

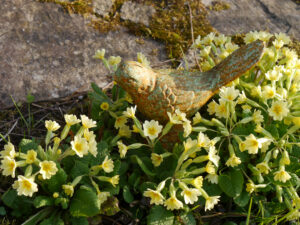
114;61;156;95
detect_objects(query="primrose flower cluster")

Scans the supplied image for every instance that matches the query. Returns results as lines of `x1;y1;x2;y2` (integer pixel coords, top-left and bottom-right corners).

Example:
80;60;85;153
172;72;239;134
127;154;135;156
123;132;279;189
95;31;299;221
0;114;118;215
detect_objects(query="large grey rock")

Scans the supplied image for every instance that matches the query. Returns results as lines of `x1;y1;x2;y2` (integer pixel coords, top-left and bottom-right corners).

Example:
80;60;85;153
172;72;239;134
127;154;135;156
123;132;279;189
205;0;300;40
120;1;156;26
0;0;167;109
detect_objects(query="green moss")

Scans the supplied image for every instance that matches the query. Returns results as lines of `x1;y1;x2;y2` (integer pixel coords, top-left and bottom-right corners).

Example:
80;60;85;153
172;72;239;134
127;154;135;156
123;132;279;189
208;1;231;11
39;0;214;62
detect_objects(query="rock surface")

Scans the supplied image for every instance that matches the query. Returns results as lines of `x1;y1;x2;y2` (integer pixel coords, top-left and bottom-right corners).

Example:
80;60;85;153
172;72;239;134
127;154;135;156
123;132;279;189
0;0;299;108
0;0;166;108
120;1;156;26
204;0;300;39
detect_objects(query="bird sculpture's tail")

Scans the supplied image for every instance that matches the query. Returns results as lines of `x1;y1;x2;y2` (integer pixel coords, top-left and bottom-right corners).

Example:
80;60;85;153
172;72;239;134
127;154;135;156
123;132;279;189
203;40;264;92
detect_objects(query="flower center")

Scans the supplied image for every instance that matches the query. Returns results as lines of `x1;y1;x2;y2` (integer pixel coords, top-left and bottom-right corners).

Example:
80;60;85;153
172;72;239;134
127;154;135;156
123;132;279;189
23;180;32;190
273;105;282;115
148;127;157;136
75;143;83;152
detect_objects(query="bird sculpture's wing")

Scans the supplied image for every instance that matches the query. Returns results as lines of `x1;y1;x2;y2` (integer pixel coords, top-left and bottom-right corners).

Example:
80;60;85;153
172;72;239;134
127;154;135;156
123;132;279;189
152;40;265;119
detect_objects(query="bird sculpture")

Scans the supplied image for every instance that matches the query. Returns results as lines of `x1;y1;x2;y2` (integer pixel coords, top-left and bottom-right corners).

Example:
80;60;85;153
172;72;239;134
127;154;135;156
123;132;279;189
114;40;264;123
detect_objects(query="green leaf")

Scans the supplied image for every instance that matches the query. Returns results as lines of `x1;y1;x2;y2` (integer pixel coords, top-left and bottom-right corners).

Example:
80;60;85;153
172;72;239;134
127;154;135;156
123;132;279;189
19;139;38;153
70;217;89;225
123;185;134;203
223;222;238;225
219;169;244;197
178;212;196;225
43;168;67;193
21;207;53;225
40;214;64;225
33;196;54;208
131;155;155;176
70;160;89;179
99;196;120;216
147;205;174;225
265;124;279;139
234;190;250;207
2;189;33;217
70;185;100;217
0;206;6;216
26;93;35;104
139;182;156;193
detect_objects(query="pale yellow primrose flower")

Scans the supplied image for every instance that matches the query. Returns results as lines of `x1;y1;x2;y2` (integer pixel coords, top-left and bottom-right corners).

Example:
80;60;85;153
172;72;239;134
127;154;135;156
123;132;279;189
93;49;105;60
181;187;201;204
13;175;38;197
256;162;271;174
214;34;227;46
192;112;202;125
207;100;218;115
262;85;276;99
208;146;220;167
81;115;97;129
205;173;218;184
98;192;110;204
62;184;74;197
0;156;17;178
0;142;16;158
117;141;128;158
164;195;183;210
183;121;192;137
100;102;109;111
108;56;121;66
275;32;291;45
225;42;239;53
265;69;282;81
64;114;80;126
257;31;272;42
71;135;89;157
83;129;96;142
39;161;58;179
191;176;203;189
215;100;228;119
109;175;119;187
244;134;261;154
143;120;163;140
123;106;137;119
183;138;197;152
101;156;114;173
151;153;163;167
225;154;241;167
25;150;37;164
114;116;128;129
144;189;165;205
219;86;239;102
252;110;264;124
273;39;284;49
205;162;216;174
268;100;289;121
244;31;259;44
88;140;98;157
45;120;60;131
205;196;220;211
246;181;256;194
118;125;132;138
197;132;210;148
274;169;291;183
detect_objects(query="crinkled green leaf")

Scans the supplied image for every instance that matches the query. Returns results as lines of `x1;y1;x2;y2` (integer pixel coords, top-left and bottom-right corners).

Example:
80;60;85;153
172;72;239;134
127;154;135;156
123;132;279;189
131;155;155;176
147;205;174;225
234;190;250;207
70;185;100;217
43;168;67;193
177;212;196;225
21;208;53;225
19;139;38;153
219;169;244;197
33;196;54;208
123;185;134;203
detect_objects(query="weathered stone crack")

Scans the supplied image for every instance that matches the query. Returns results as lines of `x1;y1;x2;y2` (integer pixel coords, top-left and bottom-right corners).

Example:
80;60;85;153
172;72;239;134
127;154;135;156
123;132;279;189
256;0;292;33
